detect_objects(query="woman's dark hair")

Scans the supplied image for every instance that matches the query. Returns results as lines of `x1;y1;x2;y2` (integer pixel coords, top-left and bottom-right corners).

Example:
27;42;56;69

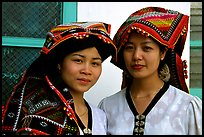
158;43;168;73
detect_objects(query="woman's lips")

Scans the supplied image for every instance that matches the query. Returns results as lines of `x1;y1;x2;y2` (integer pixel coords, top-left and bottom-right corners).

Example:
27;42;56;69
131;64;144;70
77;78;91;85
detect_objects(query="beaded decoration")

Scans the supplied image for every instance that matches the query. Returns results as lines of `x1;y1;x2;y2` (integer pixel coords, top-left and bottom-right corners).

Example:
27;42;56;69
111;7;189;93
41;22;116;56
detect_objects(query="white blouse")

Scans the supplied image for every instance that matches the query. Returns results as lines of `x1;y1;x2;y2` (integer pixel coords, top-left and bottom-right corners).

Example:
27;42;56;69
80;103;107;135
98;84;202;135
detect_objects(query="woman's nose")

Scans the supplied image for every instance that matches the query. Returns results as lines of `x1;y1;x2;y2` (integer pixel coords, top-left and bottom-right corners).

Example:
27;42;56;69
80;63;92;75
132;49;142;61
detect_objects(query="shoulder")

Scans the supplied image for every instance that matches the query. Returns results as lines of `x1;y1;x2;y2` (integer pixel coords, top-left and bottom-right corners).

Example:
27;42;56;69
167;85;202;107
4;76;45;109
100;88;126;103
89;103;104;114
168;85;191;97
88;103;106;119
23;76;47;96
168;85;198;98
24;76;45;87
168;85;203;135
98;88;127;110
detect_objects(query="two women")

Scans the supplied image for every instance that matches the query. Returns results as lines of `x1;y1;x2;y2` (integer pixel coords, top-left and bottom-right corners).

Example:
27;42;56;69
2;6;202;135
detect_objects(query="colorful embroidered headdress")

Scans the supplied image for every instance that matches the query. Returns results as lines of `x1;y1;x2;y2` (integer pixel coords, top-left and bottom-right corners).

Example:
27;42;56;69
26;22;117;77
41;22;116;58
111;7;189;93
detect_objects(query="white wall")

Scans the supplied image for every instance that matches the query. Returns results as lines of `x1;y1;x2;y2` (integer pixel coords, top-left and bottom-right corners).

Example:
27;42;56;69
77;2;191;106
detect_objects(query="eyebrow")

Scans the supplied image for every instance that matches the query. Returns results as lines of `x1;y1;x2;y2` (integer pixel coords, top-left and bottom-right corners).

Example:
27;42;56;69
72;53;102;61
126;41;153;45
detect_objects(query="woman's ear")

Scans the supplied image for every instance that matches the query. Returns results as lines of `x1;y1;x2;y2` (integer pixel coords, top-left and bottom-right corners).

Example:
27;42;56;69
161;48;168;60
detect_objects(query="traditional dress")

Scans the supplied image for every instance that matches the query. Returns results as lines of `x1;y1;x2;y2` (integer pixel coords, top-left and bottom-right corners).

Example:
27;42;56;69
99;7;202;135
2;76;107;135
2;22;116;135
99;82;202;135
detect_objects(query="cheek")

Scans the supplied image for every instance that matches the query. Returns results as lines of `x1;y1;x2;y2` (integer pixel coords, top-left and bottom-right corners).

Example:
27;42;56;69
60;61;77;80
94;67;102;80
147;55;161;68
61;66;74;75
123;53;131;65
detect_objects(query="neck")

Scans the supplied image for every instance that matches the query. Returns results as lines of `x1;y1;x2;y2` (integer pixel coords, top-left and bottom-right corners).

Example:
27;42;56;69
69;90;87;116
70;90;84;103
130;76;164;96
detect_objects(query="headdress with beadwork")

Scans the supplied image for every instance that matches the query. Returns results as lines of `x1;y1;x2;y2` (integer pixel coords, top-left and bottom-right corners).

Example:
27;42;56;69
111;7;189;93
25;22;117;77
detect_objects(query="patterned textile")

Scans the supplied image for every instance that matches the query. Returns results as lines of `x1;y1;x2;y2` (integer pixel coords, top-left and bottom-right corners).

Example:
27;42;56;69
2;22;116;135
41;22;116;56
2;76;80;135
111;7;189;93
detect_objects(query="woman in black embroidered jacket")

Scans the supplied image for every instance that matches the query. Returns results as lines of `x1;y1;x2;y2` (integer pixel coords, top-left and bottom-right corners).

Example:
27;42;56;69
2;22;116;135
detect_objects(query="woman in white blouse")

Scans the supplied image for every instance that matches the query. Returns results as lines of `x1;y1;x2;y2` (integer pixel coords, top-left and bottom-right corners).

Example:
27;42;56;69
98;6;202;135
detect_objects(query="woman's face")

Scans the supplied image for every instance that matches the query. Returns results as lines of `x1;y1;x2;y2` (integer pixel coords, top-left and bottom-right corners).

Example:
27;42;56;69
123;32;167;80
59;47;102;93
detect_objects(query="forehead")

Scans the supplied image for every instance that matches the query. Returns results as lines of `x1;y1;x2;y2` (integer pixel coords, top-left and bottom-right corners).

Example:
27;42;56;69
69;47;101;57
128;32;151;41
127;32;159;45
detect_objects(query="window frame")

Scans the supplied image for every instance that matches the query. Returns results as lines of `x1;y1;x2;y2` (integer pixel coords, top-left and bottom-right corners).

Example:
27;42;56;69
2;2;77;48
189;40;202;99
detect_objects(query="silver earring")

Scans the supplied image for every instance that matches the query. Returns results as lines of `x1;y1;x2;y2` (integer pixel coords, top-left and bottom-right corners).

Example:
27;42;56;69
159;64;170;82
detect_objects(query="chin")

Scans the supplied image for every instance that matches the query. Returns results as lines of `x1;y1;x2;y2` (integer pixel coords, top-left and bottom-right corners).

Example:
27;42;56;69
77;87;91;93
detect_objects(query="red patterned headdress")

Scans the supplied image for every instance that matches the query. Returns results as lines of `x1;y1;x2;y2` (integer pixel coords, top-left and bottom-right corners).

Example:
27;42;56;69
41;22;116;56
111;7;189;93
25;22;117;77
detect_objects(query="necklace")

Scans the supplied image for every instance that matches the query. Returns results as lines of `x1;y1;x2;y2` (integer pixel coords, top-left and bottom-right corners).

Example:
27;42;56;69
131;90;159;98
75;100;92;135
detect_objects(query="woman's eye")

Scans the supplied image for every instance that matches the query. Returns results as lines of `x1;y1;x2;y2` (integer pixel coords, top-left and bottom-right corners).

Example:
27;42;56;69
73;59;83;63
143;46;152;51
124;45;134;50
92;62;101;67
